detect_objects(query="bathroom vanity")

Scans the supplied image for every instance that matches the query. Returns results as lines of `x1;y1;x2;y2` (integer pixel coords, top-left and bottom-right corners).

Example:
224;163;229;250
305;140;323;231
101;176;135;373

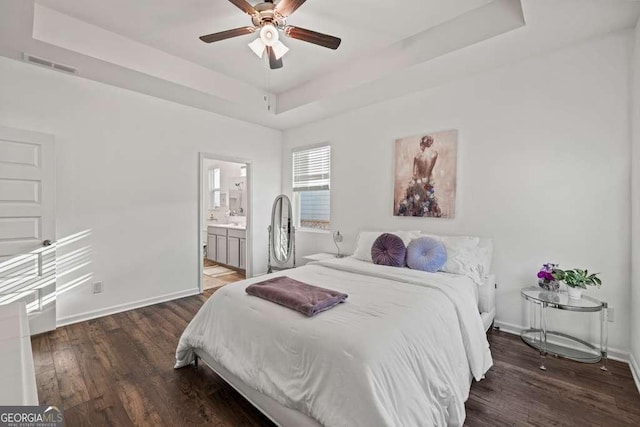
207;223;246;270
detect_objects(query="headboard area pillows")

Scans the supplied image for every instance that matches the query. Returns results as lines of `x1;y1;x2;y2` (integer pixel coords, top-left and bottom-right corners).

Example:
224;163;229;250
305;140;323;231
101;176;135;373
353;230;418;263
406;237;447;273
371;233;407;267
421;234;492;284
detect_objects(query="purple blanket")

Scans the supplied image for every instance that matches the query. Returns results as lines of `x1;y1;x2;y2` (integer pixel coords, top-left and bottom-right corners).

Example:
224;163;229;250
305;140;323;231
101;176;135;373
245;276;348;317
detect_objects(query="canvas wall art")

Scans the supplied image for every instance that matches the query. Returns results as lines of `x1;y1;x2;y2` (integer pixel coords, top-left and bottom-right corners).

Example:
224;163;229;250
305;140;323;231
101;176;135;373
394;129;457;218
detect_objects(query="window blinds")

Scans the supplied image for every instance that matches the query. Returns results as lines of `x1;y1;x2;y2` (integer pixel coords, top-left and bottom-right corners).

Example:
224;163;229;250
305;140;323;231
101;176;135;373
292;145;331;192
208;168;221;191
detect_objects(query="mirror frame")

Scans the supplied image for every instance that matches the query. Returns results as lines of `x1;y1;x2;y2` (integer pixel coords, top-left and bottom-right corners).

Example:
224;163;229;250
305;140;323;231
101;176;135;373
270;194;294;264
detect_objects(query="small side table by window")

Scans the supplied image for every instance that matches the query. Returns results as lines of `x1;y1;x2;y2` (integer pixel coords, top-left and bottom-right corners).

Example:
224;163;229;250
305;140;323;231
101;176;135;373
520;287;608;372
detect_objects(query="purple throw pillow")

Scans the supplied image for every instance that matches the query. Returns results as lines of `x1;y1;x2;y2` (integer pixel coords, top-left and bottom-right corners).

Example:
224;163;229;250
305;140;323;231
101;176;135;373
371;233;407;267
406;237;447;273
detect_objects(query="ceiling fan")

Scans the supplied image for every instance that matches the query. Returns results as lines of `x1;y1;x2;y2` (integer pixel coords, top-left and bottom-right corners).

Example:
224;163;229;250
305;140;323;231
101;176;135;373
199;0;341;70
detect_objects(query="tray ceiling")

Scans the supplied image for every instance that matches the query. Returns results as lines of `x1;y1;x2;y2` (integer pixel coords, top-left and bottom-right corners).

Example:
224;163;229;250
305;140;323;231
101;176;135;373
0;0;639;129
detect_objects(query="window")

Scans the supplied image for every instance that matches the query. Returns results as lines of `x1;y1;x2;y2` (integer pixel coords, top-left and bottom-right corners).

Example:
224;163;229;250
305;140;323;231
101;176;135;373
209;167;221;208
292;144;331;230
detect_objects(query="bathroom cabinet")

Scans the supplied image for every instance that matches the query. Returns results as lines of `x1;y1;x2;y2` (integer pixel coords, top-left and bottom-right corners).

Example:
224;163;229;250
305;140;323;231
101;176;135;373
207;226;246;270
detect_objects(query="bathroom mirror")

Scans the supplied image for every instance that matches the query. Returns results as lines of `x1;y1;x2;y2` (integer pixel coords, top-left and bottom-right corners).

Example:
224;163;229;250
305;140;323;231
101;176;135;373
268;195;295;270
228;177;247;216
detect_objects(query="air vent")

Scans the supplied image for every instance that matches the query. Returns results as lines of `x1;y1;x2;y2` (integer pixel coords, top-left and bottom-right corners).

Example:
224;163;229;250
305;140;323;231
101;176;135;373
22;53;77;75
25;55;53;67
52;63;77;74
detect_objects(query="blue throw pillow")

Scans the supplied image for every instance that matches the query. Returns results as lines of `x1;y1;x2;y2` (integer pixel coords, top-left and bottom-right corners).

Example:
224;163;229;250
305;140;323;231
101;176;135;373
406;237;447;273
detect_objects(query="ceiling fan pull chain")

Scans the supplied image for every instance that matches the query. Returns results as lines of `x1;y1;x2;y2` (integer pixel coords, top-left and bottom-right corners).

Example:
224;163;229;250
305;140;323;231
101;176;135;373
264;62;271;112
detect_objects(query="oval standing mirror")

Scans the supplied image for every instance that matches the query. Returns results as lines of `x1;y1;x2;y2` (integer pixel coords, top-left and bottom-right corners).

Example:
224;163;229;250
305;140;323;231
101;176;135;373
269;195;294;268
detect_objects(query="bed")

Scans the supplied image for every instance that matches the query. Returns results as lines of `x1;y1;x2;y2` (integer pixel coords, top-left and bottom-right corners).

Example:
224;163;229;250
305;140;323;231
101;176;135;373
176;236;496;427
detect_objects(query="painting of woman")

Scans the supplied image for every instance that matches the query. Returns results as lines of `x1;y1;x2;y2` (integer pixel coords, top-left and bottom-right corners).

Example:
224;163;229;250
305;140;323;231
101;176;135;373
394;130;457;218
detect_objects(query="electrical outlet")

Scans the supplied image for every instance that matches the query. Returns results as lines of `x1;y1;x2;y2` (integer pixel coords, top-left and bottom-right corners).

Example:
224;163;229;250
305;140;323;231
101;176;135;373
608;307;614;323
93;281;103;294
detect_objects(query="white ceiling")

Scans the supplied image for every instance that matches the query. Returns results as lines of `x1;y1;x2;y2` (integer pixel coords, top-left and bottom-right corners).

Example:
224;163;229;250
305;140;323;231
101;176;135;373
0;0;639;129
35;0;493;93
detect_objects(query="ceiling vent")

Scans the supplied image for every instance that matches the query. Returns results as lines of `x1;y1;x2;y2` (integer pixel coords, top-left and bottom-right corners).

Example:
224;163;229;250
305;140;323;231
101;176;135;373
22;53;77;75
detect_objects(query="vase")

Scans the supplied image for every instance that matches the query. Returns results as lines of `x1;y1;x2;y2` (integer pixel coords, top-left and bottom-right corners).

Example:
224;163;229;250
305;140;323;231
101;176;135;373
538;279;560;292
567;287;583;300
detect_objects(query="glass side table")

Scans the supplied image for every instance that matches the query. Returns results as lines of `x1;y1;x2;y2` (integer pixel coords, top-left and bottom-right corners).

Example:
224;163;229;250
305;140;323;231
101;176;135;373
520;287;608;371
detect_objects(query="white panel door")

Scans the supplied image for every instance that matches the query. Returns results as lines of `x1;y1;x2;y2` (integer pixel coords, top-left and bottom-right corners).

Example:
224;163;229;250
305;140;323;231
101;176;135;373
0;126;55;335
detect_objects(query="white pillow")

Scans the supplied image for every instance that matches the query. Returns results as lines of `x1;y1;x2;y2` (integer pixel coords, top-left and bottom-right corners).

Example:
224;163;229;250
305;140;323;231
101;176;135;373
422;234;479;248
477;239;493;278
420;234;492;284
352;230;419;263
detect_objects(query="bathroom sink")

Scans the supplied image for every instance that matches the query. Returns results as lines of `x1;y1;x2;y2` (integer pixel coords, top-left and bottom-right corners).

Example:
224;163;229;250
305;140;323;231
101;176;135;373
226;223;246;229
206;221;246;230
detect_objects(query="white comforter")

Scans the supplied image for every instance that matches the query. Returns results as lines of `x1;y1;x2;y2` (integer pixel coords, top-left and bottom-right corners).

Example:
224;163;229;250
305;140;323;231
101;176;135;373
175;258;492;426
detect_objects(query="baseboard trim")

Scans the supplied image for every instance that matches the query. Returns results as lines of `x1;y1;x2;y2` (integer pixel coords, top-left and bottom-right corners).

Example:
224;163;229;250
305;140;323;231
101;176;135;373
56;288;201;327
494;320;629;363
630;353;640;393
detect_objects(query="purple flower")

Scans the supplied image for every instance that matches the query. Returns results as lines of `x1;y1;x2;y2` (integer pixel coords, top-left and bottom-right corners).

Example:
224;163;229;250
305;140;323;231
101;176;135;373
537;264;558;282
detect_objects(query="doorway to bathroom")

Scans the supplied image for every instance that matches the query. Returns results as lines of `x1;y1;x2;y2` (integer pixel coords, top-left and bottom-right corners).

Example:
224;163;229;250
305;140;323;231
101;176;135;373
198;153;251;294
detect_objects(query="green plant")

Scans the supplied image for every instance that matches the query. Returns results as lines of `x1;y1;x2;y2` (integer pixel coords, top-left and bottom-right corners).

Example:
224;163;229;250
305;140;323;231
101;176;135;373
563;269;602;289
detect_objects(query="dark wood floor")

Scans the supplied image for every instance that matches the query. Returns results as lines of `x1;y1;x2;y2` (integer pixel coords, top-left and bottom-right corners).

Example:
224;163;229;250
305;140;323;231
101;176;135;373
202;258;246;291
32;289;640;426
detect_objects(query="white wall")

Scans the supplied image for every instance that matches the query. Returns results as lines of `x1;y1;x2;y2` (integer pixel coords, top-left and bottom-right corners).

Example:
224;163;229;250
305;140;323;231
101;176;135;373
283;31;632;355
0;56;281;324
631;19;640;382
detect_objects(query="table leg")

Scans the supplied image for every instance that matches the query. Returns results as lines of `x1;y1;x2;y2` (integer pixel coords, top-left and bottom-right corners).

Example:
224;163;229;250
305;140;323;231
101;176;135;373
600;303;608;371
540;302;547;371
529;299;534;329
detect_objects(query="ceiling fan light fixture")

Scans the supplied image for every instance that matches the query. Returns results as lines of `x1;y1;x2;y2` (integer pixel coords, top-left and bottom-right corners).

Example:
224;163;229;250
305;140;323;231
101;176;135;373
272;41;289;60
248;37;265;58
259;24;279;46
200;0;342;70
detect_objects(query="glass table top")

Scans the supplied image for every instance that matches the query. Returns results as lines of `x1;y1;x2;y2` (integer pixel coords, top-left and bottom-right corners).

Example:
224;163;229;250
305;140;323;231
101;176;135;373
521;287;604;312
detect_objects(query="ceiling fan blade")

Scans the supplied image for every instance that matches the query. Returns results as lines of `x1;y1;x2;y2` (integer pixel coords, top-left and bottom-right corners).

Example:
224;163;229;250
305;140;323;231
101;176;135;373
276;0;307;17
266;46;283;69
228;0;257;15
199;26;256;43
283;26;341;50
